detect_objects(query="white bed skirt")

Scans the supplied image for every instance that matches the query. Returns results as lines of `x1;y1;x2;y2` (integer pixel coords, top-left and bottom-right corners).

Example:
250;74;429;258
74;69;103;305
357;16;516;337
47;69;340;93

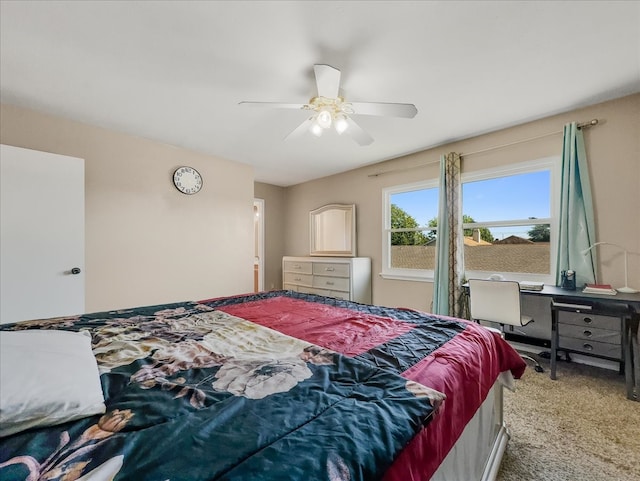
431;372;513;481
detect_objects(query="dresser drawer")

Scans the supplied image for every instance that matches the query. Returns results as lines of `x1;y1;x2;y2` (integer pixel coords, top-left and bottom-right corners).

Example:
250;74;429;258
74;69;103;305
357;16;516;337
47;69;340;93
558;323;621;345
304;287;350;300
283;272;312;286
283;261;312;274
558;311;620;330
558;336;621;358
312;275;350;292
312;262;350;277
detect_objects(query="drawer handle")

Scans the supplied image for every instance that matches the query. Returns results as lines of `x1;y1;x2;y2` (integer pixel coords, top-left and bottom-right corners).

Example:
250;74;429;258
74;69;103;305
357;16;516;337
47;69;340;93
326;281;335;286
583;317;593;324
293;265;301;269
294;277;302;282
583;343;594;351
583;330;593;338
325;267;335;271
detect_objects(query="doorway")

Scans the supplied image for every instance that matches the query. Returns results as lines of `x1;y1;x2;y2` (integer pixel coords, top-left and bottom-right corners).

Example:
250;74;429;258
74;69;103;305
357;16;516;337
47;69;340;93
253;199;264;292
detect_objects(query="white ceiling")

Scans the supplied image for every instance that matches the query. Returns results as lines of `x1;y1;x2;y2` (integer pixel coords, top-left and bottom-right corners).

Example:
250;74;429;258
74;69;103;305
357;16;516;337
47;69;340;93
1;1;639;186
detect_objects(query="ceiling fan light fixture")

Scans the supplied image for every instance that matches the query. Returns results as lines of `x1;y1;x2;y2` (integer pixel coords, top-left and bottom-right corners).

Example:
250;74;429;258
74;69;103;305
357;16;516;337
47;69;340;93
240;65;417;145
334;114;349;135
317;109;332;129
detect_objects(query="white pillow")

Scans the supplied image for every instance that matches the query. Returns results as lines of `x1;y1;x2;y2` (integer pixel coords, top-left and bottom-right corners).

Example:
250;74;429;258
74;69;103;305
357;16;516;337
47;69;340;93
0;329;106;437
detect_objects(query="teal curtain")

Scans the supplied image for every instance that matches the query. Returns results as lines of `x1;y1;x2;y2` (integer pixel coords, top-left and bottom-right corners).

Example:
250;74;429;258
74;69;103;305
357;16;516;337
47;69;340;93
433;153;464;316
556;122;597;288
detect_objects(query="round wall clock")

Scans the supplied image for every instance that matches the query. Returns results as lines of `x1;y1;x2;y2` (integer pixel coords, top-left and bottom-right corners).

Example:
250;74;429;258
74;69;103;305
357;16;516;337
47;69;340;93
173;166;203;195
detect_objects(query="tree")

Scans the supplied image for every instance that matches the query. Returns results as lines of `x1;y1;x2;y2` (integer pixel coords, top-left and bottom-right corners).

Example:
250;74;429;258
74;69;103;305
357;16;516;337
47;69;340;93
427;215;495;242
528;224;550;242
390;204;430;245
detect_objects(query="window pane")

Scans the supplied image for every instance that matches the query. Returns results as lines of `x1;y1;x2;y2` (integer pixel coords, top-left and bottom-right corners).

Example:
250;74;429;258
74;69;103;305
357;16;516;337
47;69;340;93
464;244;550;274
390;188;439;228
462;165;554;277
388;187;438;272
391;235;437;270
462;171;550;222
464;224;550;274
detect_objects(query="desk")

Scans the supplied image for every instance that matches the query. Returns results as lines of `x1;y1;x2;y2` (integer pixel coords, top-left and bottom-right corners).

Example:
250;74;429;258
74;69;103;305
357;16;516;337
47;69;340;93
519;286;640;401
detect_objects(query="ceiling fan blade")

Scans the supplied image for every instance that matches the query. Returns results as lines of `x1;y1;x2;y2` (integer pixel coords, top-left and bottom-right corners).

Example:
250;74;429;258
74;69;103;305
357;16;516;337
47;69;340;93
239;101;306;110
284;116;315;141
345;117;374;146
313;64;341;99
349;102;418;118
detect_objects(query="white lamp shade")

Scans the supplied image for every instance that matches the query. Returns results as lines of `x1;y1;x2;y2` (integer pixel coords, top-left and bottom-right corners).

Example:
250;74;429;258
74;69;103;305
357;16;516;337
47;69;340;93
317;109;332;129
310;122;323;137
334;114;348;134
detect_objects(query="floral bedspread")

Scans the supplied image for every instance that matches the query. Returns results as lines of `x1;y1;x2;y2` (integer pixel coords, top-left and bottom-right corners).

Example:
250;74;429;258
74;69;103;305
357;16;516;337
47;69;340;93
201;291;527;481
0;302;444;481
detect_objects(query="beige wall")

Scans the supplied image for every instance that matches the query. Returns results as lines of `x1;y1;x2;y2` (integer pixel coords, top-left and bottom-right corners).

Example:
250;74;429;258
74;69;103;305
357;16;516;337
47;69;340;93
282;94;640;311
1;104;255;312
4;94;636;316
254;182;286;291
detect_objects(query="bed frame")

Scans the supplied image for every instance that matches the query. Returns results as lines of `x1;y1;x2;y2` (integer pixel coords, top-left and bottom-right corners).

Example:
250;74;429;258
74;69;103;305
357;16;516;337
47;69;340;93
433;380;509;480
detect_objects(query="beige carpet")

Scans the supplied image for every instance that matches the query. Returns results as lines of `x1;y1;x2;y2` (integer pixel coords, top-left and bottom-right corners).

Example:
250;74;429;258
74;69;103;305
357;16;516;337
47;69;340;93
497;360;640;481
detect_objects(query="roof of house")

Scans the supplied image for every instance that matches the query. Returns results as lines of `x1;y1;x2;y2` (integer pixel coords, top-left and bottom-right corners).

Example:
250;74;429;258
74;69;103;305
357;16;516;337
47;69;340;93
464;237;492;246
493;236;534;245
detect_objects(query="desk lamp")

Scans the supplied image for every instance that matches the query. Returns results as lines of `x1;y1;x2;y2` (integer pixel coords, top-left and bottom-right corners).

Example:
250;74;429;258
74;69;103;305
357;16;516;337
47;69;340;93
581;242;638;293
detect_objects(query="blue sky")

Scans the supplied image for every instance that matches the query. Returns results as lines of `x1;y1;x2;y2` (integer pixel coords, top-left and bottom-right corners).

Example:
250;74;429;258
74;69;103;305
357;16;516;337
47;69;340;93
391;170;551;239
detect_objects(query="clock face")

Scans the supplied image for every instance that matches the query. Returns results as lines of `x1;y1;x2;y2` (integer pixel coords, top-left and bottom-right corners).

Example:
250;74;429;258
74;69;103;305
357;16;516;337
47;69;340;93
173;167;203;195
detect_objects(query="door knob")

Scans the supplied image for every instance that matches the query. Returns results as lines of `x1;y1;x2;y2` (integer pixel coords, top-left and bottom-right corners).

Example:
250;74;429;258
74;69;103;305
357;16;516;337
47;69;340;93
71;267;81;275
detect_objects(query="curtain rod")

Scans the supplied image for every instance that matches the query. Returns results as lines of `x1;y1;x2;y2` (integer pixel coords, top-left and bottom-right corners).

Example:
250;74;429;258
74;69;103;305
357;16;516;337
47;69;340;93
367;119;599;178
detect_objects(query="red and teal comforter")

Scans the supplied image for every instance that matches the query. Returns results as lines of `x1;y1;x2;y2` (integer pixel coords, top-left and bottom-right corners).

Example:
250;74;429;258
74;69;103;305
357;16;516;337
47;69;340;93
0;290;525;481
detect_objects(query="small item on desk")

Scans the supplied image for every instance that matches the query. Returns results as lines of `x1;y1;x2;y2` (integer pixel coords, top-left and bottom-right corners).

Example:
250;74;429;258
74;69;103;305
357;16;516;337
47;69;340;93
560;270;576;290
582;283;617;295
520;281;544;291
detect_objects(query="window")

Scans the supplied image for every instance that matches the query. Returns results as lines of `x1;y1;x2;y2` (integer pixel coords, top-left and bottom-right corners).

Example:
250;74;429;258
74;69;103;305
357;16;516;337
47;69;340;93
381;157;560;283
461;157;560;283
382;180;439;280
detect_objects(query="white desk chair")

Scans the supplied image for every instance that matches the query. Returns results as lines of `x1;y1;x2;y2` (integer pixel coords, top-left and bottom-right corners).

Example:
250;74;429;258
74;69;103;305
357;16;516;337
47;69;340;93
468;278;544;373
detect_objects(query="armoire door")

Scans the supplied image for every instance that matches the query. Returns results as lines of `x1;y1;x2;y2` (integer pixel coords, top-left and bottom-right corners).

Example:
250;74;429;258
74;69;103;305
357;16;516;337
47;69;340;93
1;144;85;324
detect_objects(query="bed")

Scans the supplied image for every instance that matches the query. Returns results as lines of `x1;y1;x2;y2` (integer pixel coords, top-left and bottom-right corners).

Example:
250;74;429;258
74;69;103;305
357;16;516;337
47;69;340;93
0;290;525;481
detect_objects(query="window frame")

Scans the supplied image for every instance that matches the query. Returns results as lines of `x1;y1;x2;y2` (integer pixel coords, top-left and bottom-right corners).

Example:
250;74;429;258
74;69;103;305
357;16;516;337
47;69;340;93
381;179;439;281
380;156;561;283
461;156;561;284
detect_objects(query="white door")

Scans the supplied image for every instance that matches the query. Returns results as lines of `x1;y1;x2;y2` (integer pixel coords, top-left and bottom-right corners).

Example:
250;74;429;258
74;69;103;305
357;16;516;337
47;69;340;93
1;144;85;324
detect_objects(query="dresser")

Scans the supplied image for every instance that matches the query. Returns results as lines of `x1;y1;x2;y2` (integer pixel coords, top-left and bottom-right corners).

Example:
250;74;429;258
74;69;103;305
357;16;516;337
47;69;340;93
282;256;371;304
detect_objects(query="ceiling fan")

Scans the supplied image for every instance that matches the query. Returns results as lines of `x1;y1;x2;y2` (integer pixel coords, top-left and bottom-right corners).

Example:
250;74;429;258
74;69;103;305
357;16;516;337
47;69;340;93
239;64;418;146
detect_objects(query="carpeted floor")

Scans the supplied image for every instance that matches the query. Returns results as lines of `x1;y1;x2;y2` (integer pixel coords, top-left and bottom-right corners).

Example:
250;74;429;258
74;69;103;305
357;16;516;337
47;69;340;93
497;359;640;481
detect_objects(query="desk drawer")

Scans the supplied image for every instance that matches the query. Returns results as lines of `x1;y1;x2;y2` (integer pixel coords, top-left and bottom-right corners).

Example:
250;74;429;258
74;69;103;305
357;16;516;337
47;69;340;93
283;272;312;286
558;323;620;345
559;336;621;358
312;275;350;292
284;261;312;274
312;262;350;277
558;311;620;330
